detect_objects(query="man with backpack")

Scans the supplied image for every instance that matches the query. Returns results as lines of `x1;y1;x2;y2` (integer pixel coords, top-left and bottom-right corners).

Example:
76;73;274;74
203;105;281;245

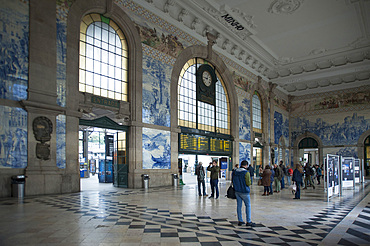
232;160;255;227
195;162;207;196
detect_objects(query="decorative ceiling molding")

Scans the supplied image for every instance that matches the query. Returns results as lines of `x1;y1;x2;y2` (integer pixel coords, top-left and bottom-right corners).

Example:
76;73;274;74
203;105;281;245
132;0;369;96
268;49;370;79
268;0;305;15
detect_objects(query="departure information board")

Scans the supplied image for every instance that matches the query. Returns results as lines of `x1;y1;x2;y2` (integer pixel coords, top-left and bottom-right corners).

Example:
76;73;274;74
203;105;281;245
179;133;232;154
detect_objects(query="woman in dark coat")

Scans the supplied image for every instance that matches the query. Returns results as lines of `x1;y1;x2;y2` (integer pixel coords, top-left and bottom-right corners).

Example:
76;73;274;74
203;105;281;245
292;163;304;199
260;165;272;196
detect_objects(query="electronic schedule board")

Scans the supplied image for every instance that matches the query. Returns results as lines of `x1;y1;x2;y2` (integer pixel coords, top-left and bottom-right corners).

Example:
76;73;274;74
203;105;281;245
179;133;232;155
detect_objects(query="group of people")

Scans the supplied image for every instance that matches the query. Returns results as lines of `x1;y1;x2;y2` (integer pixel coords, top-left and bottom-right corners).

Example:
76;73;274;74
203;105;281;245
259;160;293;196
195;160;221;199
195;159;323;227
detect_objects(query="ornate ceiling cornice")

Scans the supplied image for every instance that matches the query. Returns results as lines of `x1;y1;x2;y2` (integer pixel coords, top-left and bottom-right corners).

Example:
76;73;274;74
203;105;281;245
133;0;370;96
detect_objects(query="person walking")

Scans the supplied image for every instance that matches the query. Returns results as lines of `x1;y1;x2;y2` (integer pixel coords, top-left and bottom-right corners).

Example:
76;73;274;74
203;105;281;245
273;164;282;193
232;160;255;227
303;163;315;189
195;162;207;196
207;160;220;199
292;163;304;199
260;165;272;196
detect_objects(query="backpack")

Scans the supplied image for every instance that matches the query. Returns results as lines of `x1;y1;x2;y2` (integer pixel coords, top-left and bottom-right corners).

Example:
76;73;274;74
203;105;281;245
198;168;205;181
226;185;236;199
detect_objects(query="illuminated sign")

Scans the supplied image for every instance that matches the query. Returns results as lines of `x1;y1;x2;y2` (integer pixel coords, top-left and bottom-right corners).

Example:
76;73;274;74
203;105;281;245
179;133;231;154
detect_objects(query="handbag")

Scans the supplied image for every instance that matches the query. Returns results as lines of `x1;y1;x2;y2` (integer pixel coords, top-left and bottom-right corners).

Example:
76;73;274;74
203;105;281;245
289;184;297;194
226;185;236;199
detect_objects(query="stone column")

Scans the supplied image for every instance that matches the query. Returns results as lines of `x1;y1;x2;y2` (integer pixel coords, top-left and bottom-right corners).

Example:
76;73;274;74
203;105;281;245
23;0;64;195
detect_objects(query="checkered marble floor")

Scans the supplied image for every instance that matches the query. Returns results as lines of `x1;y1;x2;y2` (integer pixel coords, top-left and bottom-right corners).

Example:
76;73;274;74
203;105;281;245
0;179;369;246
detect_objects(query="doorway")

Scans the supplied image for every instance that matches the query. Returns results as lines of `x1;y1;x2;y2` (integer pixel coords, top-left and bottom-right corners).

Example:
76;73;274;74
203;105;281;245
298;137;319;166
79;117;128;190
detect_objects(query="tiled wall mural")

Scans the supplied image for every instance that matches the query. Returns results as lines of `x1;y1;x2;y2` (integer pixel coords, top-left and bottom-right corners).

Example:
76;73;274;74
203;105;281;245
56;0;70;107
291;112;370;146
0;0;28;101
274;111;289;145
56;115;66;168
291;86;370;114
142;54;171;127
0;106;27;168
238;94;251;141
285;149;290;167
239;142;251;165
142;128;171;169
274;147;278;165
291;151;294;167
323;147;358;159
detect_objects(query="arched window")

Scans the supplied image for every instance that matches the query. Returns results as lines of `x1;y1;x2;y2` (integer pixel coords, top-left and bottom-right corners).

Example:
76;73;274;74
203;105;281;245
252;92;262;133
178;58;230;134
79;14;128;101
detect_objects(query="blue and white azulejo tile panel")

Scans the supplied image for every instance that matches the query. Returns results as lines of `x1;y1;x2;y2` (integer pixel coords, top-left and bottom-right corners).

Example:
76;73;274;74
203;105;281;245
142;55;171;127
56;115;66;169
0;106;27;168
142;128;171;169
0;0;29;101
274;111;289;145
239;142;251;165
239;97;251;141
291;112;370;146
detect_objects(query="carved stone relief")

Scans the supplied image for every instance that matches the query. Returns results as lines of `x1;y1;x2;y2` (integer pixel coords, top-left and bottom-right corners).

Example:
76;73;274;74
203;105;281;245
33;116;53;160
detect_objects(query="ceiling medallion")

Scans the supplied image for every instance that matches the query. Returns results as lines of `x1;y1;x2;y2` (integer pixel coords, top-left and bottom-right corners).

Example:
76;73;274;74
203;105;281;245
268;0;304;15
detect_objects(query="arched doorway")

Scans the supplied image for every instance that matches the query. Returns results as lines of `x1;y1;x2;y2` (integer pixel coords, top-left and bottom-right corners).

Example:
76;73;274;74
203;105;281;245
298;137;319;166
293;132;323;168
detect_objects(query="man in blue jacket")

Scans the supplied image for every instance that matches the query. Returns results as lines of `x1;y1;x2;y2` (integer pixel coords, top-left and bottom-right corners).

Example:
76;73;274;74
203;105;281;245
232;160;255;227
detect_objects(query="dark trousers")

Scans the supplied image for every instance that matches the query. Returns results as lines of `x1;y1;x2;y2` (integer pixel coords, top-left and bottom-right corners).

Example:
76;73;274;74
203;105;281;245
264;186;269;193
281;176;285;189
269;182;273;194
295;183;301;199
198;179;206;195
210;179;219;198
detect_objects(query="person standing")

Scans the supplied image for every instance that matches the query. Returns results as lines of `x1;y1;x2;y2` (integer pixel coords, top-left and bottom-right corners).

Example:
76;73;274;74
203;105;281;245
261;165;272;196
232;160;255;226
247;163;255;185
269;167;275;195
195;162;207;196
207;160;220;199
273;164;282;193
279;160;286;189
316;164;322;185
287;166;293;186
292;164;304;199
